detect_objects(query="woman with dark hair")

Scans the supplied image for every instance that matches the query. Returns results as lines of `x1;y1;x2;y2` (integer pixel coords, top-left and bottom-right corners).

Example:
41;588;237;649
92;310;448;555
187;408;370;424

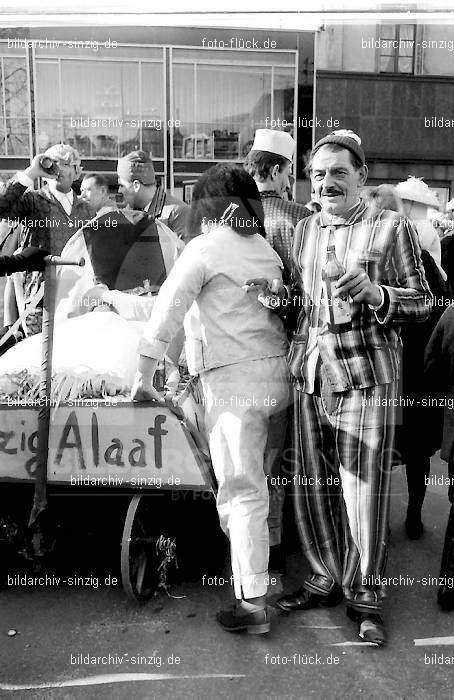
131;163;290;634
186;162;267;239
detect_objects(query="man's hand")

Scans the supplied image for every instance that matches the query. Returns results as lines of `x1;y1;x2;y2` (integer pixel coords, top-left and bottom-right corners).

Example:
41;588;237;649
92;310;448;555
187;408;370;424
334;266;382;307
24;154;58;182
13;246;49;272
243;278;284;309
79;284;110;311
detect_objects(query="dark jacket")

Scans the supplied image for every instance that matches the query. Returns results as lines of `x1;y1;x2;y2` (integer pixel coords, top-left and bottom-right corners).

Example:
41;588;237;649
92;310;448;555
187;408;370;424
396;250;451;461
0;178;91;334
0;179;90;255
424;304;454;463
441;234;454;299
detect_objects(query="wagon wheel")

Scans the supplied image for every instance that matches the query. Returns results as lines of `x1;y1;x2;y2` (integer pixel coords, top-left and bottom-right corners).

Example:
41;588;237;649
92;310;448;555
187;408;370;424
121;495;159;603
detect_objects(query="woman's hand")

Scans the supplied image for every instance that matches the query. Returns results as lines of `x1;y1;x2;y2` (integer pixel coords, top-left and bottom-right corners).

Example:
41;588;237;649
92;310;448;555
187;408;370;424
131;356;163;402
243;278;285;309
130;372;162;402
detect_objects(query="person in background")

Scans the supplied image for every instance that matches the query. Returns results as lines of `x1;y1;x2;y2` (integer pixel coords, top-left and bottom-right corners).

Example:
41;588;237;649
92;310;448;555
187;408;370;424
80;173;113;218
0;144;90;335
244;129;310;574
0;144;89;256
161;189;190;242
305;186;322;214
391;177;451;538
424;304;454;611
244;129;310;279
395;177;446;282
440;200;454;298
275;129;432;647
131;163;290;635
117;150;189;241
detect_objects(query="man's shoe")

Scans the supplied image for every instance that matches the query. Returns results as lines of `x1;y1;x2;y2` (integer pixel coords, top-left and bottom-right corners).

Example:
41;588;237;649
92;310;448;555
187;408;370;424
216;605;270;634
346;607;386;647
275;586;343;612
437;586;454;611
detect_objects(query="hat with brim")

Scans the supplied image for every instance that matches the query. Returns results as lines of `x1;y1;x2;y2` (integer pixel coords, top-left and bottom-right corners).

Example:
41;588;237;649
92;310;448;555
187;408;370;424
251;129;295;162
395;176;439;208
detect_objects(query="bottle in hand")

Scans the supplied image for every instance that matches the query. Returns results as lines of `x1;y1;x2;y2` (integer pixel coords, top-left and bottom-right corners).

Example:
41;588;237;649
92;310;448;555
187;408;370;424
39;156;59;176
322;245;352;333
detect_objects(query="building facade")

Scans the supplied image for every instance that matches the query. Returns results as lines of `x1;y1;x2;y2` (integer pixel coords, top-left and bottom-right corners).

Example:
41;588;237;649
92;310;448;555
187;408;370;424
0;22;453;207
315;23;454;207
0;26;314;201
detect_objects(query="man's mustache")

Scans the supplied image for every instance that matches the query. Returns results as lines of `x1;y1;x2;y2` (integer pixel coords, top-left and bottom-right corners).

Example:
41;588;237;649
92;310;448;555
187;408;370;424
322;189;343;196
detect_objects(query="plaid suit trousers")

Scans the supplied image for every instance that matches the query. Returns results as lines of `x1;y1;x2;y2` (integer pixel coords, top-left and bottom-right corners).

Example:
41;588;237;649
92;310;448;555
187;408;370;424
292;380;397;612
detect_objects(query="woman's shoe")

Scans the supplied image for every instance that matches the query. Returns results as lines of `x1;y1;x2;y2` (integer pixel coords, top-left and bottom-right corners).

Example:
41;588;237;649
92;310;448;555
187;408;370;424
216;605;270;634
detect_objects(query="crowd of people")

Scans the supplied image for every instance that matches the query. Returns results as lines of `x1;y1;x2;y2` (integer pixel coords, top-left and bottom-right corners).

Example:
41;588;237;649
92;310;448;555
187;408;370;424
0;127;453;647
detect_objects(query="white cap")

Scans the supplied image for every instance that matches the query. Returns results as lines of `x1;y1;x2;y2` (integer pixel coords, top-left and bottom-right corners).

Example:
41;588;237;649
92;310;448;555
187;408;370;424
251;129;295;162
395;176;439;208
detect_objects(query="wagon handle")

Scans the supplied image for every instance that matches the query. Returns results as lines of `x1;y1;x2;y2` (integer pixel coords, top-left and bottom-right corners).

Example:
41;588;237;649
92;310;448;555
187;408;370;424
44;255;85;267
29;257;84;538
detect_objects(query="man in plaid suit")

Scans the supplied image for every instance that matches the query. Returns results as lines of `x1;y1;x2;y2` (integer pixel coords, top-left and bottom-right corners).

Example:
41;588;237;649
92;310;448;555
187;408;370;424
275;129;432;646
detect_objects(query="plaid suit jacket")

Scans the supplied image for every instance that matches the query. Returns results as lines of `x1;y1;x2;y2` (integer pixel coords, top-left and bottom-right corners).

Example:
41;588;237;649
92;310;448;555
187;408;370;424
288;200;433;392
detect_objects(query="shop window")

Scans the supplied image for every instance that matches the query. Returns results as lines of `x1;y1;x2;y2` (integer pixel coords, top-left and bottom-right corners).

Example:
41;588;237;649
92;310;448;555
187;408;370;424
172;52;296;161
35;49;165;159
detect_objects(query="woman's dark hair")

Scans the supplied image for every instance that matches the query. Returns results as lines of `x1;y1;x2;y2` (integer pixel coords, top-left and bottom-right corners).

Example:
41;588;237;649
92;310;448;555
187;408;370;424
187;163;266;239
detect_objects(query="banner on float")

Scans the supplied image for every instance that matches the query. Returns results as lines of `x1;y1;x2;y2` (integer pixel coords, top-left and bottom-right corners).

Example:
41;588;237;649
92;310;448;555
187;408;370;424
0;402;209;489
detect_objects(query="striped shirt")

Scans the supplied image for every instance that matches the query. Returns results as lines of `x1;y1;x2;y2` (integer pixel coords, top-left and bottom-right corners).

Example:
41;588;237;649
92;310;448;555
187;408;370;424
288;199;433;392
260;191;310;278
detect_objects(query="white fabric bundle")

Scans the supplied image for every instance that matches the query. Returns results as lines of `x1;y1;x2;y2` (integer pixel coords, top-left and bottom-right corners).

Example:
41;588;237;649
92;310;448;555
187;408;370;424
0;312;146;402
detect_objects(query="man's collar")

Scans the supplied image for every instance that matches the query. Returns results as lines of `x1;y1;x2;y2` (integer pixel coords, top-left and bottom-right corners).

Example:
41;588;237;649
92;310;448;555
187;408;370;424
259;190;282;200
319;199;365;227
39;184;73;202
95;205;118;218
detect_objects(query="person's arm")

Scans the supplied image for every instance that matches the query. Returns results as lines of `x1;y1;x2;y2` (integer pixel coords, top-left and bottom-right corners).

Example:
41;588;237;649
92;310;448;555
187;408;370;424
0;155;56;222
131;242;206;400
167;203;190;241
377;216;433;325
101;289;156;321
0;247;49;275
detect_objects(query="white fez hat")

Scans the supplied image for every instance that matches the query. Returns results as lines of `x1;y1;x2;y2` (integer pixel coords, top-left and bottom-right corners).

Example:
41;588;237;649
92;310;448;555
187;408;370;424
251;129;295;162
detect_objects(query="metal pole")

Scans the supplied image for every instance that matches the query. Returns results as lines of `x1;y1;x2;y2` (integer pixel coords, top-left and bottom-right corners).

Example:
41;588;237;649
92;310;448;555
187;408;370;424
28;257;85;548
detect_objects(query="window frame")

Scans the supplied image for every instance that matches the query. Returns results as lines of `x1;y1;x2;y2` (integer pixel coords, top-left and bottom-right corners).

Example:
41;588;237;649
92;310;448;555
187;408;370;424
377;24;416;75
